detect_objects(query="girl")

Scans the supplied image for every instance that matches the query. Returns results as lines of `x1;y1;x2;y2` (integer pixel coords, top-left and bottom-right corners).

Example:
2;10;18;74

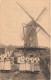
4;54;11;72
1;54;4;70
30;57;35;72
25;57;30;72
19;56;25;72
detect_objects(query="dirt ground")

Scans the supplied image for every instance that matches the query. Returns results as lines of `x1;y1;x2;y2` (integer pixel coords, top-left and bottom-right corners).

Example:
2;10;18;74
0;66;49;80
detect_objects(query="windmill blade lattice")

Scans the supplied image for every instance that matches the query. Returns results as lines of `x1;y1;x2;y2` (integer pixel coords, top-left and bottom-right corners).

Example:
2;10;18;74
16;1;51;40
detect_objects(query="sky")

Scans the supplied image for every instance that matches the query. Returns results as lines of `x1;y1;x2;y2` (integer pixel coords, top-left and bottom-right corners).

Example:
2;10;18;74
0;0;50;47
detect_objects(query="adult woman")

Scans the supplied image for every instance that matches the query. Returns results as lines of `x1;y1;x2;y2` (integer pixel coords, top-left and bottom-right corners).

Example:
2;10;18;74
4;54;11;72
30;57;35;72
34;57;40;72
1;54;4;70
25;57;30;72
19;56;25;72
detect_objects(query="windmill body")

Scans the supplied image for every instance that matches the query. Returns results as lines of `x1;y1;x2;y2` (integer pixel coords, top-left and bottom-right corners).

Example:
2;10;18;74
24;21;38;48
16;1;51;48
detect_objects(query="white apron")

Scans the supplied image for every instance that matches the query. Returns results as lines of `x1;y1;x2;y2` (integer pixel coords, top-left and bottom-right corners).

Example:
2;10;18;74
1;58;4;70
25;57;30;71
4;57;11;70
1;54;4;70
19;56;25;71
30;58;34;72
34;58;40;71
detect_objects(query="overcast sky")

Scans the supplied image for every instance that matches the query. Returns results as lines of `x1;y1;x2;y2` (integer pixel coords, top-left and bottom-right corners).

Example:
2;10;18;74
0;0;50;47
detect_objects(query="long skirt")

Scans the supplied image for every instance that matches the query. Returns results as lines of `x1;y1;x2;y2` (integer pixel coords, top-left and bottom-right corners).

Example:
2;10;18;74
4;61;11;70
19;63;25;71
1;61;4;70
25;62;30;71
34;63;40;71
31;63;34;72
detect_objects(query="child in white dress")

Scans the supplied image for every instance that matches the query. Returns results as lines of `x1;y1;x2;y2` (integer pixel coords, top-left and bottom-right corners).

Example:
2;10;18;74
25;57;31;72
1;54;4;70
4;54;11;72
19;56;25;72
30;57;35;72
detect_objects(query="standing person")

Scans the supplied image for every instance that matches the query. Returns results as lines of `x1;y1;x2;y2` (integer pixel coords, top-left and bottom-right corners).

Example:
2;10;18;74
17;54;21;70
1;54;4;70
4;54;11;72
19;56;25;72
19;56;21;71
34;57;40;73
34;57;36;72
36;57;40;72
25;57;30;72
22;56;25;72
30;56;35;73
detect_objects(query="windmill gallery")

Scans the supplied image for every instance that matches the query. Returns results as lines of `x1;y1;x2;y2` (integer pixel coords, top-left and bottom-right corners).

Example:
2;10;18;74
0;1;50;80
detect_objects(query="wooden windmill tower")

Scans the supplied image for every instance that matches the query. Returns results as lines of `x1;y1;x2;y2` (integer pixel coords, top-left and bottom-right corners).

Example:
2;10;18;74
16;1;51;48
23;21;38;48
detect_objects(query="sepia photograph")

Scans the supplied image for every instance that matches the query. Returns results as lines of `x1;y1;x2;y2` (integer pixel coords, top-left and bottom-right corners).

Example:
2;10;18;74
0;0;51;80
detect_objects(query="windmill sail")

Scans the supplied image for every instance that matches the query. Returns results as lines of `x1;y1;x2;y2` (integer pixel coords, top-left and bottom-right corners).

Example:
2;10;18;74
16;1;51;39
16;1;51;48
36;7;46;21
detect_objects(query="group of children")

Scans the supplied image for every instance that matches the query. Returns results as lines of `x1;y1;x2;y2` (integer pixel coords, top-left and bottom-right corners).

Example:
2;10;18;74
0;53;40;73
0;53;11;71
17;55;40;73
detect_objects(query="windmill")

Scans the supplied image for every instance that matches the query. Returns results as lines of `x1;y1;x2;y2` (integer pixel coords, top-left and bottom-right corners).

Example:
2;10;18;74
16;1;51;48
